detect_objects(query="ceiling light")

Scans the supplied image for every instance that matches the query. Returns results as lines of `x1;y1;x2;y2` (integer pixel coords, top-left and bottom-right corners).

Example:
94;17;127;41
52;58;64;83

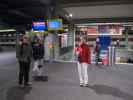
69;13;73;17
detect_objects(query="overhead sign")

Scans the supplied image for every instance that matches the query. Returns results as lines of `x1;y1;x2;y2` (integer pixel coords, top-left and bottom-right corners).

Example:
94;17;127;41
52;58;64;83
47;19;63;30
32;22;47;31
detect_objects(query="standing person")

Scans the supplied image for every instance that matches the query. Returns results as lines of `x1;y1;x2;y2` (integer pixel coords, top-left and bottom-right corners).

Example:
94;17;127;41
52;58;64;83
116;39;120;47
32;38;44;76
76;37;91;87
16;35;32;87
94;40;101;65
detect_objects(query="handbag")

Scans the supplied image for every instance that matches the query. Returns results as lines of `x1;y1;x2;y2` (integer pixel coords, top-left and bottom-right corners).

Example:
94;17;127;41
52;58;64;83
38;65;43;69
78;55;81;62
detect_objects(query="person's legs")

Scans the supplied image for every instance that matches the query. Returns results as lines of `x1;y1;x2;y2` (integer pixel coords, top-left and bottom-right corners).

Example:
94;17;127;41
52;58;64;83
33;60;39;72
95;53;98;65
18;61;24;85
24;62;31;85
40;58;44;66
38;59;43;76
38;69;43;76
83;63;88;85
78;62;84;85
37;59;43;76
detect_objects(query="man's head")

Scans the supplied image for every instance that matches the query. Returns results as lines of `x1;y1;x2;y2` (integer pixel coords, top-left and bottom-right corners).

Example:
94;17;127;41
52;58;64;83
22;35;29;43
80;37;87;44
39;39;43;44
34;37;39;43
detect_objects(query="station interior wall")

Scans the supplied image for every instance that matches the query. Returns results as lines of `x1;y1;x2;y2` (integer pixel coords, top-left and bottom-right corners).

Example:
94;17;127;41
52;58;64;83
75;32;133;48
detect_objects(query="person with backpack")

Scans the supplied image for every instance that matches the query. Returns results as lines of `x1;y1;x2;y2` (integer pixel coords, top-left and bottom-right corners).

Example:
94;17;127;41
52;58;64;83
16;35;32;88
32;38;44;77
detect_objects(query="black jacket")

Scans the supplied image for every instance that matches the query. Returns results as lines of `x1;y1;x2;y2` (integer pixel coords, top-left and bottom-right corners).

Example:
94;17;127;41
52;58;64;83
32;43;44;60
16;43;32;62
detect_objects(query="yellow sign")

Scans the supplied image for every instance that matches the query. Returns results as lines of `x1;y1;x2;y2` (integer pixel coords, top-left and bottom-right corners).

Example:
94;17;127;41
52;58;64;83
48;44;53;49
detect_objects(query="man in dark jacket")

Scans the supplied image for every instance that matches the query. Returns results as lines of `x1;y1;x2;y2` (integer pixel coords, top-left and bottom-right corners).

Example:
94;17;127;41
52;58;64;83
32;39;44;76
94;41;101;65
16;35;32;87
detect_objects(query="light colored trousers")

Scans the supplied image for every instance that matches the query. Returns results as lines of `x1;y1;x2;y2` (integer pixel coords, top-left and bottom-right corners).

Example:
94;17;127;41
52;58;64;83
78;62;88;84
33;59;43;76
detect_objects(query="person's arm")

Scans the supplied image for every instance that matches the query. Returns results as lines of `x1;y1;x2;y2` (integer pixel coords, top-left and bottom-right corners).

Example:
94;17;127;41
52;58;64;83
75;47;80;56
16;42;22;59
88;46;91;63
31;43;34;56
42;45;44;57
28;42;33;59
30;43;33;58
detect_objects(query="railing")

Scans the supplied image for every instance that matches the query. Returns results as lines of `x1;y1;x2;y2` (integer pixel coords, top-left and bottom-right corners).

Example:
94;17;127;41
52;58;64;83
115;47;133;63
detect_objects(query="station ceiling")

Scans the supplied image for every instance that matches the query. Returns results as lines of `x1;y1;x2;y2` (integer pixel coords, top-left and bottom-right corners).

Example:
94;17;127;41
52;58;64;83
58;0;133;7
0;0;133;29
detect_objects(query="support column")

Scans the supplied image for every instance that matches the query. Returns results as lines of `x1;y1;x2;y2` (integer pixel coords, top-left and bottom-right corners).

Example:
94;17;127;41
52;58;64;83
125;27;129;49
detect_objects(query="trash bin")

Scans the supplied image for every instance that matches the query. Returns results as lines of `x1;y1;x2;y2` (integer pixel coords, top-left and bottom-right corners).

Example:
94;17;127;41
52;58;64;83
103;57;109;65
108;46;116;66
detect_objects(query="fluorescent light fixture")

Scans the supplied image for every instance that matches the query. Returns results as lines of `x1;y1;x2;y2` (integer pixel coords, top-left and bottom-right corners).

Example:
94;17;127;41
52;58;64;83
31;29;45;32
123;24;133;26
76;22;133;26
0;29;16;32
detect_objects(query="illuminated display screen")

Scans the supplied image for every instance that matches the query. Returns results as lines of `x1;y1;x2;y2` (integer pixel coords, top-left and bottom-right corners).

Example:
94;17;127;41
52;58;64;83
48;19;63;30
32;22;47;31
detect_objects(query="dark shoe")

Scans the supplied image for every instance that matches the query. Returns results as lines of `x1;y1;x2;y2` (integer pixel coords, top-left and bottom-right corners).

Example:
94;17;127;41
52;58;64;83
80;85;84;87
84;84;89;87
80;83;84;87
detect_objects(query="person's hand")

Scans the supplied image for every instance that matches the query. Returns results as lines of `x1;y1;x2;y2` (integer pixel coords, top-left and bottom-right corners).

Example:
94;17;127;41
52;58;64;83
19;41;22;45
76;51;79;55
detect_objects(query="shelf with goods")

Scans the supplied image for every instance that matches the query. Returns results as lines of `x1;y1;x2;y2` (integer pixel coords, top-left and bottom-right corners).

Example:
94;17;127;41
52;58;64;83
0;42;16;45
0;31;16;46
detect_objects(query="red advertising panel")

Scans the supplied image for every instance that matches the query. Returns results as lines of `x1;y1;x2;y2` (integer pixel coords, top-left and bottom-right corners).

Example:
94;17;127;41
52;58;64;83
79;24;123;35
87;26;98;35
